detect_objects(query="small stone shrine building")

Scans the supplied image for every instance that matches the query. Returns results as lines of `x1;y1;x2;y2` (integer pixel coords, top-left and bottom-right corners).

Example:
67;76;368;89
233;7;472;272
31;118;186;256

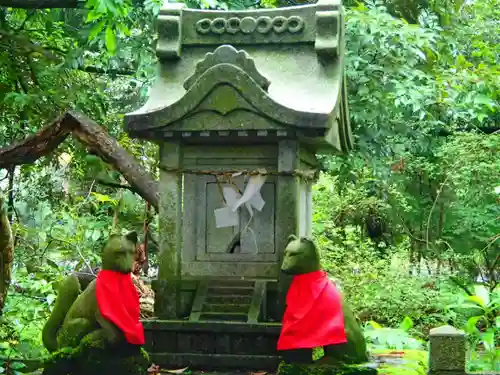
124;0;352;369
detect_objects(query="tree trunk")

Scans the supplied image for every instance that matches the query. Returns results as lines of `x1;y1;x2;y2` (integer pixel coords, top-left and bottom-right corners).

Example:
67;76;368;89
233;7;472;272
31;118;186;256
0;194;14;314
0;111;159;210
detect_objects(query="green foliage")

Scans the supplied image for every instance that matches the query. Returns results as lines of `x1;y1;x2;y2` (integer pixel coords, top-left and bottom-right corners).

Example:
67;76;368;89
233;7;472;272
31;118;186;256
447;285;500;372
363;317;425;350
374;349;428;375
0;265;58;362
0;182;149;366
321;0;499;291
314;176;457;334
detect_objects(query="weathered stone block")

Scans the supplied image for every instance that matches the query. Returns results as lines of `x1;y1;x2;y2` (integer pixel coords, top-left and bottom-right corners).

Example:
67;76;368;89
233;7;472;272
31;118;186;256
428;325;466;375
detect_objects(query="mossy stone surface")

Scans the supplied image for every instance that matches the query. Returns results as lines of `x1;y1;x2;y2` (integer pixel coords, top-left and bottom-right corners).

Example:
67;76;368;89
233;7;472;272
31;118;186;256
325;302;368;364
277;361;377;375
372;349;428;375
42;339;149;375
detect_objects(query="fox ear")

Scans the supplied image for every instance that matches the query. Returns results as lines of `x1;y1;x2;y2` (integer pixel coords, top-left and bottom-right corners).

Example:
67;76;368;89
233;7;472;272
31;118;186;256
287;234;298;243
125;231;138;244
299;237;313;244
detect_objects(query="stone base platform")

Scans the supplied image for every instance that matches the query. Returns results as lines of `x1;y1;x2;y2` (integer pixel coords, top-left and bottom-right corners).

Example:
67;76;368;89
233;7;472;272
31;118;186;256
142;320;282;370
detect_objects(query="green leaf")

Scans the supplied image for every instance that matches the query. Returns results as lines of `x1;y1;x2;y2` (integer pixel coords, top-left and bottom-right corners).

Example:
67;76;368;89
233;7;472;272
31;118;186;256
92;229;101;242
89;20;106;40
474;94;496;110
86;10;102;23
398;316;413;331
91;192;115;203
105;25;117;54
46;294;57;305
10;362;26;370
358;86;370;96
367;320;383;329
465;315;483;333
46;259;59;269
465;295;486;308
474;285;490;306
481;329;495;352
117;23;131;37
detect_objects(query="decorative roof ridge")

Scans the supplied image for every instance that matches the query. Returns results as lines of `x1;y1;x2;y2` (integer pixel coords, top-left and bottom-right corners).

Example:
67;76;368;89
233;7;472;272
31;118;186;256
184;45;270;91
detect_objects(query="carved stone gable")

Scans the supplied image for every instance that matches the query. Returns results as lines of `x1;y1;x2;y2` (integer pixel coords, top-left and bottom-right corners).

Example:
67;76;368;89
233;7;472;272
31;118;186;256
183;45;270;91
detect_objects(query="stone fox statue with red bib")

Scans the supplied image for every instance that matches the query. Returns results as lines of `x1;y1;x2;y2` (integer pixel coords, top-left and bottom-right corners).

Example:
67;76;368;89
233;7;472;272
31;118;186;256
41;231;148;375
278;235;368;365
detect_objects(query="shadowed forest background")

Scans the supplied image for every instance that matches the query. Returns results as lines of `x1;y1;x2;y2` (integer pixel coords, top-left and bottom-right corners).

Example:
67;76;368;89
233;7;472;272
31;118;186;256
0;0;498;373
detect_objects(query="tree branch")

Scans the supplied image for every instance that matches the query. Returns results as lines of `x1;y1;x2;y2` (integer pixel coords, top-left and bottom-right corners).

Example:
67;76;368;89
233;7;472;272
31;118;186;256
95;178;136;192
0;0;85;8
0;111;159;210
449;276;474;296
0;0;145;8
79;66;136;76
0;29;62;62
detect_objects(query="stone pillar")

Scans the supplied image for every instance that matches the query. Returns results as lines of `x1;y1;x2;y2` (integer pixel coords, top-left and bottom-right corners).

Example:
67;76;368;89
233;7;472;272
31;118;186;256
429;325;467;375
155;141;183;318
275;140;300;320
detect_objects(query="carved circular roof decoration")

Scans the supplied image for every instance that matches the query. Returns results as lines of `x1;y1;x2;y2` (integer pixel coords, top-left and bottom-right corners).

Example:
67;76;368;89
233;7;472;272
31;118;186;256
194;16;305;36
288;16;305;33
211;18;227;35
227;18;240;34
195;18;211;34
240;17;257;34
256;16;272;33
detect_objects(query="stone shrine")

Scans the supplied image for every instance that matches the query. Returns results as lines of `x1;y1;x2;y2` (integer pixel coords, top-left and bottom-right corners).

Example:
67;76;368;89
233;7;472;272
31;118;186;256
124;0;352;369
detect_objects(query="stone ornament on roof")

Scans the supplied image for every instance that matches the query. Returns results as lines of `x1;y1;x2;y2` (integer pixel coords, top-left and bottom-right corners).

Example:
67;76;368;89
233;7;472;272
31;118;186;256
155;0;343;59
184;45;270;91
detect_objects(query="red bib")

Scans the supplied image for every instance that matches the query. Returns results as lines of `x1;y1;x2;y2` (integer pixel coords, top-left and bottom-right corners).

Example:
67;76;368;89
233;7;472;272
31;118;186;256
96;270;145;345
277;270;347;350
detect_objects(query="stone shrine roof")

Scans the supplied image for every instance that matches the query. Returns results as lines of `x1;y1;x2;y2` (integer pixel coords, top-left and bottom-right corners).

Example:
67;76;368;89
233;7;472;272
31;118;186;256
124;0;353;153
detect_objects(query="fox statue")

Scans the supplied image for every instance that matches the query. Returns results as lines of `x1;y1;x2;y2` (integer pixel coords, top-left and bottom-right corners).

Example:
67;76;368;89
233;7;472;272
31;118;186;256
278;235;370;366
41;231;149;375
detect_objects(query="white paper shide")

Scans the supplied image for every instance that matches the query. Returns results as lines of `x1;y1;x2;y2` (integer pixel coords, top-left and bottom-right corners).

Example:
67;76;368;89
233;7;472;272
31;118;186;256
214;170;267;229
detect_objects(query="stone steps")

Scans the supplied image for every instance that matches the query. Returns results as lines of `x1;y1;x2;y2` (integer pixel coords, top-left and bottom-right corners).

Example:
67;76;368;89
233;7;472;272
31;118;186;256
199;312;249;322
206;294;253;304
204;303;250;313
207;286;255;296
190;280;259;322
208;280;255;288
